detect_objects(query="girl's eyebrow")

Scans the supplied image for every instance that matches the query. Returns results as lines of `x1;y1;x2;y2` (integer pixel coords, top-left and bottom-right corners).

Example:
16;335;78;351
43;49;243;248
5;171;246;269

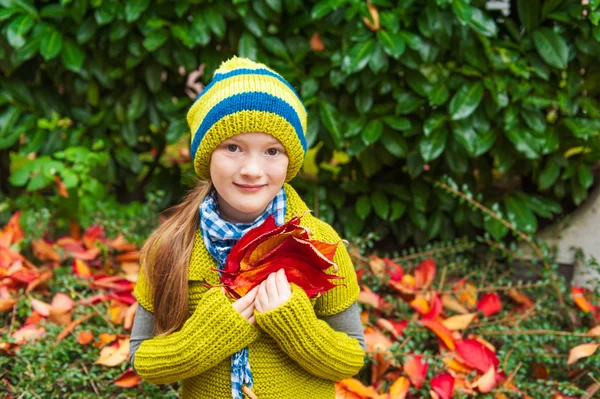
225;137;283;147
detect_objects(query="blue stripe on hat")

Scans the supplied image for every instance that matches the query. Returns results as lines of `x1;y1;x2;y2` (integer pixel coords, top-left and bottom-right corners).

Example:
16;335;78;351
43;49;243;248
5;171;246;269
193;68;305;112
190;91;307;159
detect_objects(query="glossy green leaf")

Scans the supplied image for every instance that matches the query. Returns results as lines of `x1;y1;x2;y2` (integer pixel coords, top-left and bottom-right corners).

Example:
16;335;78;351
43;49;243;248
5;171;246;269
538;159;560;190
505;128;542;159
389;200;407;222
517;0;540;32
143;29;169;51
419;127;447;162
382;116;411;131
381;130;408;158
40;28;63;60
376;30;406;59
61;39;84;73
355;195;372;220
578;164;594;189
424;113;447;136
319;101;342;149
449;82;483;120
238;32;258;60
125;0;150;22
371;190;390;220
452;0;472;25
468;7;497;37
362;119;383;145
342;39;376;74
533;28;568;69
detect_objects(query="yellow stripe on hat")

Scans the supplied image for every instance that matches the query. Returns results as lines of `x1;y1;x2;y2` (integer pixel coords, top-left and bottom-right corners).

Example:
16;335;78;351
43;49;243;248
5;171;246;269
193;109;304;182
187;73;307;138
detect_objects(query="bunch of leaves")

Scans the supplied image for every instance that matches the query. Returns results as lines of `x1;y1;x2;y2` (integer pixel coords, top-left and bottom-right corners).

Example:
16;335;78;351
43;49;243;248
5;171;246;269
2;0;600;245
0;211;178;397
220;212;343;298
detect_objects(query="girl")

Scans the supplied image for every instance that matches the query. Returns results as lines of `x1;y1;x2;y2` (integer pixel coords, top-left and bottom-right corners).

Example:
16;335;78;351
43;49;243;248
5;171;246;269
130;56;366;399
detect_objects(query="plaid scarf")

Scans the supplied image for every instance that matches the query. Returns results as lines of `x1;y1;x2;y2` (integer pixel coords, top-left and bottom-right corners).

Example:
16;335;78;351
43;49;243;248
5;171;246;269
199;186;287;399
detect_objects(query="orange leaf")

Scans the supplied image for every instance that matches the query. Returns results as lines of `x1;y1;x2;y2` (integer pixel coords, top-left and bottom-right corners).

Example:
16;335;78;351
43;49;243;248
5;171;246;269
441;313;477;331
476;293;502;317
310;32;325;52
114;368;141;388
54;175;69;198
376;318;408;340
362;2;380;31
472;366;497;393
358;285;382;309
507;289;533;309
73;259;92;277
0;298;16;312
369;255;386;277
410;296;431;315
443;356;473;374
430;372;454;399
31;298;51;317
115;251;140;263
420;319;456;350
455;338;499;373
32;239;61;262
335;378;379;399
414;259;436;289
12;325;46;344
108;233;138;252
571;286;594;313
388;376;410;399
587;325;600;336
49;307;72;326
95;338;130;367
124;302;138;330
566;342;600;365
441;294;469;314
403;355;427;389
55;312;95;343
77;330;94;345
453;280;477;309
82;225;106;249
6;211;25;244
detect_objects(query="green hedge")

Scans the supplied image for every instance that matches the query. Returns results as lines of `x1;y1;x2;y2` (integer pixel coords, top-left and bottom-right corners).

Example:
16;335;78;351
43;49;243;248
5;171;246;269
1;0;600;245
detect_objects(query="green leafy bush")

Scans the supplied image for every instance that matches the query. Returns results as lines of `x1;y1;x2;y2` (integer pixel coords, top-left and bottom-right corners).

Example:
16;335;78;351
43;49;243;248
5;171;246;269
1;0;599;244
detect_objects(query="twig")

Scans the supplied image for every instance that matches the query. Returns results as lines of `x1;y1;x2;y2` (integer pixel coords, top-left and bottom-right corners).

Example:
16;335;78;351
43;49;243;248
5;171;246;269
80;361;100;396
70;287;117;332
439;281;552;295
9;301;17;336
503;361;522;388
482;329;595;337
391;242;469;263
437;263;448;293
435;180;571;325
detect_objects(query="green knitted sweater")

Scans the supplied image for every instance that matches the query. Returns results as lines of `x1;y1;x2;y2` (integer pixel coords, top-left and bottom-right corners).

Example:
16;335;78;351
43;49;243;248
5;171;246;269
132;183;364;398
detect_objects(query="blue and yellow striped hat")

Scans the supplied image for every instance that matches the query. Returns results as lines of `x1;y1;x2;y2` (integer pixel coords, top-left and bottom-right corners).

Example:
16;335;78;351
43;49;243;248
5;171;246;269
187;56;308;182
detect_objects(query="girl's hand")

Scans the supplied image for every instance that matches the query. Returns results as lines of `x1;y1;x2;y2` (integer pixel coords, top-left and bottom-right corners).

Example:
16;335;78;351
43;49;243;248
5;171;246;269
230;285;259;325
255;269;292;313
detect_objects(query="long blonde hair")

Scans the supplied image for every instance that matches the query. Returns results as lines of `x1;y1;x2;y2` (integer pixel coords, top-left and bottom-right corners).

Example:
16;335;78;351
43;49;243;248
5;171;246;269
139;178;213;335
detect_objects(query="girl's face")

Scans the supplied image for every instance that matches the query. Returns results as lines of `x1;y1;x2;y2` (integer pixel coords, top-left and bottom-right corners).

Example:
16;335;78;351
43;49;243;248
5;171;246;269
210;132;289;224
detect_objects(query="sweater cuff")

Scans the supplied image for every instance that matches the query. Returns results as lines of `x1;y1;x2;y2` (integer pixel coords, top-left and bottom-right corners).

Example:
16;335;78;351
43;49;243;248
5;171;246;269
255;284;364;380
134;287;260;384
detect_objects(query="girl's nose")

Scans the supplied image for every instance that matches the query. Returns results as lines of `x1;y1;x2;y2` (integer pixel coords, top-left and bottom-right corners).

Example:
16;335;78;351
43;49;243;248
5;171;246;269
240;156;264;179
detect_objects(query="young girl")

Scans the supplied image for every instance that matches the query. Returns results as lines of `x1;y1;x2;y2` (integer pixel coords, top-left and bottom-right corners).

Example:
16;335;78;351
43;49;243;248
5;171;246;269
130;56;366;399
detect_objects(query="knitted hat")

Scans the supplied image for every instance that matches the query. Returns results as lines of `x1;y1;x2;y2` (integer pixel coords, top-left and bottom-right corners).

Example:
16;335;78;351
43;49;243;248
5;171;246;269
187;56;308;182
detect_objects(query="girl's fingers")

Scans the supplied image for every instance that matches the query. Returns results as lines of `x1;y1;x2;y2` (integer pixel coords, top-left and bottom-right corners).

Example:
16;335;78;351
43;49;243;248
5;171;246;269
237;285;259;308
266;272;278;298
247;315;256;325
275;269;290;293
255;297;263;313
240;303;254;320
258;280;270;309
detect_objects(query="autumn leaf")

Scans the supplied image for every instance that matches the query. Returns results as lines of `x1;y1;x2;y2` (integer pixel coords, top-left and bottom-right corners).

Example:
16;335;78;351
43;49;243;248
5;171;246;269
476;292;502;317
221;214;343;299
95;338;130;367
32;239;61;262
472;366;497;393
376;318;408;340
414;259;436;289
77;330;94;345
359;285;382;309
453;280;477;309
12;325;46;344
403;355;427;389
455;338;499;373
388;376;409;399
441;294;469;314
566;342;600;365
369;255;386;277
571;286;594;313
383;258;404;282
54;175;69;198
311;32;325;52
362;2;380;31
441;313;477;331
420;319;456;350
507;288;534;309
73;259;92;277
430;372;455;399
335;378;379;399
114;368;141;388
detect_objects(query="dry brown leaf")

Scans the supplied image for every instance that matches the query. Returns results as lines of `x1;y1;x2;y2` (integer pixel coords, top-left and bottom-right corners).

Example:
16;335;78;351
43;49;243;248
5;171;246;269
442;294;469;314
55;312;96;343
441;313;477;331
567;342;600;365
363;2;380;31
95;338;130;367
310;32;325;52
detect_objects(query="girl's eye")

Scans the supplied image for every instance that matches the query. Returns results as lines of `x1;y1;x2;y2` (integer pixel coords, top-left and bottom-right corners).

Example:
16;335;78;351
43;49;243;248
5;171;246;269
267;148;281;156
226;144;238;152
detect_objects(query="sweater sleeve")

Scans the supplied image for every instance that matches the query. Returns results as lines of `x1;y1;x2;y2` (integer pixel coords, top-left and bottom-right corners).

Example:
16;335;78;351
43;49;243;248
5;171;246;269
255;284;365;381
133;287;260;385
